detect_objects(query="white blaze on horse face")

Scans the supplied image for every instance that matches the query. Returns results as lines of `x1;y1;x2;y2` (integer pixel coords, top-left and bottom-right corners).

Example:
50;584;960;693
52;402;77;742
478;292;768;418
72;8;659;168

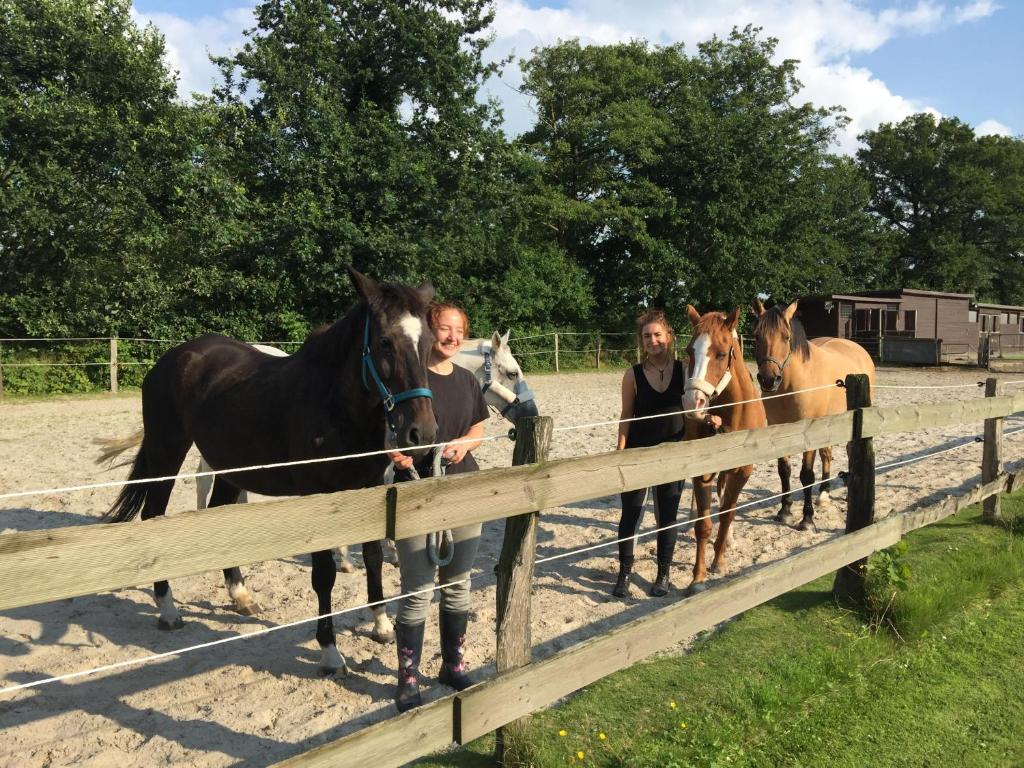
398;313;424;360
684;333;712;413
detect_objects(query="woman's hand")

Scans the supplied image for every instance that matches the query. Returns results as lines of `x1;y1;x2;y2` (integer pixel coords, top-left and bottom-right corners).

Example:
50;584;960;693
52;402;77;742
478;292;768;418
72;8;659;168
442;441;469;465
389;451;414;470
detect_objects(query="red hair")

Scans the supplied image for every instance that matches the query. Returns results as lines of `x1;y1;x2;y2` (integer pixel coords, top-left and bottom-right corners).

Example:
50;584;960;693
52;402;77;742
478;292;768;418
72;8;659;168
429;302;471;336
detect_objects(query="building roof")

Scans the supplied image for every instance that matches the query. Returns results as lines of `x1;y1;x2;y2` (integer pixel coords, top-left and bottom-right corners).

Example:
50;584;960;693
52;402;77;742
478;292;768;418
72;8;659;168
974;301;1024;311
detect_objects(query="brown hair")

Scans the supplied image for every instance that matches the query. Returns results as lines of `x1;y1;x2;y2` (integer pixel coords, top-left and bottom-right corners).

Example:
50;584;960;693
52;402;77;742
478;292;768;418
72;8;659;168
635;309;675;358
429;302;471;337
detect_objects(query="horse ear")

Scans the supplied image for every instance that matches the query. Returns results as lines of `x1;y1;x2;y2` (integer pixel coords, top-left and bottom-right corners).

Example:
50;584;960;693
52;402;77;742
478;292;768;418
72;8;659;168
726;307;741;330
687;304;702;327
750;298;765;317
501;329;511;346
491;330;502;349
783;300;799;321
347;265;380;303
416;281;434;305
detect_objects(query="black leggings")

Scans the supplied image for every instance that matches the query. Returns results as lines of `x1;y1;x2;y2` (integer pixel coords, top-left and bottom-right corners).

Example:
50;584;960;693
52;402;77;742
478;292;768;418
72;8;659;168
618;481;684;564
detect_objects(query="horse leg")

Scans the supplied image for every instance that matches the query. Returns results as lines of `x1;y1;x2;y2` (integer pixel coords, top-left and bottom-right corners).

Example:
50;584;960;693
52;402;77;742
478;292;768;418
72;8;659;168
136;434;191;631
710;465;752;576
334;545;356;574
775;455;793;523
686;474;715;596
798;450;818;532
817;446;835;507
205;476;262;617
311;549;349;675
364;540;394;643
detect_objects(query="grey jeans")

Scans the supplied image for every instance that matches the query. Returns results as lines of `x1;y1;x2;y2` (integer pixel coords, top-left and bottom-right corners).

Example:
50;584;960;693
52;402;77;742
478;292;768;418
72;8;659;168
395;523;482;625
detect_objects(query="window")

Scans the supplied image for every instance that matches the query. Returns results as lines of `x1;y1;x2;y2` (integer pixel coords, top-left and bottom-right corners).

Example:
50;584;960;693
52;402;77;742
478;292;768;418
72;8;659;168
969;310;978;323
904;310;917;334
855;308;879;333
884;309;899;332
1001;313;1010;325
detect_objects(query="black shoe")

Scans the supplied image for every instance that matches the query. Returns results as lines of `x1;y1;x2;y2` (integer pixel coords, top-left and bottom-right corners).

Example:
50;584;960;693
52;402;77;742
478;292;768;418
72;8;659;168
649;561;672;597
438;610;472;691
612;558;634;598
395;621;425;712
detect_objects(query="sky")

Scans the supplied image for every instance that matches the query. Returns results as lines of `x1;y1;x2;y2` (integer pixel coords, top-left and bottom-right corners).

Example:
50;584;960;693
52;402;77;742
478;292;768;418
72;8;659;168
131;0;1023;154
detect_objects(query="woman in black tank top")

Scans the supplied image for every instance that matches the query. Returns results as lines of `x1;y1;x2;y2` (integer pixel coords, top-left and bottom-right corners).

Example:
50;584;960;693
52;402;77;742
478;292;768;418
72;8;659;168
613;310;686;598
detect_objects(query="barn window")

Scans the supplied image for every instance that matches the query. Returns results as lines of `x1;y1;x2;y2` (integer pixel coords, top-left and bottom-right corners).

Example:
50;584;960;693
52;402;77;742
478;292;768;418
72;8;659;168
969;310;978;323
884;310;899;332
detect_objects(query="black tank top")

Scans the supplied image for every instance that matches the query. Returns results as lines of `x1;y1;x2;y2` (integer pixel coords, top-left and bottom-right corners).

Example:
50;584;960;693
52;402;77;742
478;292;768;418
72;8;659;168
625;360;685;448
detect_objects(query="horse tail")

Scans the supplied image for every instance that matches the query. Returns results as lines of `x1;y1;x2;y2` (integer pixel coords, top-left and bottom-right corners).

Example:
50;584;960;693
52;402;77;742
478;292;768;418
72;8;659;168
94;428;145;469
105;446;151;523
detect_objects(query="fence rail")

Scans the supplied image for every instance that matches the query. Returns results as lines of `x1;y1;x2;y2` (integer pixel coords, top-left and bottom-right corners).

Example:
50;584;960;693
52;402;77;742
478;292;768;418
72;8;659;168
1;380;1022;766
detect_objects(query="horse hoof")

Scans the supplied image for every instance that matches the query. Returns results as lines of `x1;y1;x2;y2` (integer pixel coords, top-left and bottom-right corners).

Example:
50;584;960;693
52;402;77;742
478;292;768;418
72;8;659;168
235;602;263;617
684;582;708;597
775;509;793;523
157;617;185;631
709;562;724;575
336;561;355;574
797;518;817;532
322;662;351;678
372;627;396;644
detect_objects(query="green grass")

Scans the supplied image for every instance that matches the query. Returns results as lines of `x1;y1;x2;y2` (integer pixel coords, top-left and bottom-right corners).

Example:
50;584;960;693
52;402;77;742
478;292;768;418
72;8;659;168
417;491;1024;767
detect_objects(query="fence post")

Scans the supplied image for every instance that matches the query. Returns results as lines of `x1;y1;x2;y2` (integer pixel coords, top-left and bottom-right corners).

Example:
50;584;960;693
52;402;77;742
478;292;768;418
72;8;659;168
554;333;559;373
982;377;1002;523
109;335;119;394
595;335;602;369
833;373;875;604
978;334;990;369
493;415;553;764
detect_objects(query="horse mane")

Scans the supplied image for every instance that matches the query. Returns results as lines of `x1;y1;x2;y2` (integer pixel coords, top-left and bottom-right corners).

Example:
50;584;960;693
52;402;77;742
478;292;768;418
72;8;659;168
756;305;811;361
295;281;430;365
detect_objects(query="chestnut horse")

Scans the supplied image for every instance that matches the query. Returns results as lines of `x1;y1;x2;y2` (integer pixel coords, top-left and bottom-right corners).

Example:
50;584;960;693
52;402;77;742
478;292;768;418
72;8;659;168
751;299;875;531
99;267;437;676
681;306;767;594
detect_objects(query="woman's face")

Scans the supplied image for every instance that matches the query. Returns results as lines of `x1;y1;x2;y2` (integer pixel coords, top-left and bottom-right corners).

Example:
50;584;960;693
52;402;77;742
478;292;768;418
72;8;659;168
642;322;671;357
432;309;466;360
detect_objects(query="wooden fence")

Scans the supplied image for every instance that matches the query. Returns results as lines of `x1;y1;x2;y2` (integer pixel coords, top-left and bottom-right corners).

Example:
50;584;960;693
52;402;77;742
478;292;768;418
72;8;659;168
0;378;1022;767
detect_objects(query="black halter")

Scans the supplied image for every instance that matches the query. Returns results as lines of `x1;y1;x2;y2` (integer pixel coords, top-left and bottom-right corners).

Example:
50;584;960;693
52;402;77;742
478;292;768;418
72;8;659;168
757;340;792;375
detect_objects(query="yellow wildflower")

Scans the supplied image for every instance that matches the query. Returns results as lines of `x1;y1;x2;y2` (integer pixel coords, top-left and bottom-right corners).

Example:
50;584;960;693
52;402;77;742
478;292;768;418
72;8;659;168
598;732;607;741
670;700;677;709
558;729;567;737
679;721;687;729
577;751;585;760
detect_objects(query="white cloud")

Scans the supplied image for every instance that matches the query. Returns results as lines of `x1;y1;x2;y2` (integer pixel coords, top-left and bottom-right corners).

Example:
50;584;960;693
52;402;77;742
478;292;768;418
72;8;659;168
975;119;1013;137
131;5;254;98
135;1;1009;152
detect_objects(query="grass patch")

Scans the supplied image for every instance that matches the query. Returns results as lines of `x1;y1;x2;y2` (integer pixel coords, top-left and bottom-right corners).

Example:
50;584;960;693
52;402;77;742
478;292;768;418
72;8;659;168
417;491;1024;767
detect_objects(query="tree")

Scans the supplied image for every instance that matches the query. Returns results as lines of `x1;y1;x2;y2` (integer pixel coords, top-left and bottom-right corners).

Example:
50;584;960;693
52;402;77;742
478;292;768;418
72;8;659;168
857;113;1024;304
517;28;875;327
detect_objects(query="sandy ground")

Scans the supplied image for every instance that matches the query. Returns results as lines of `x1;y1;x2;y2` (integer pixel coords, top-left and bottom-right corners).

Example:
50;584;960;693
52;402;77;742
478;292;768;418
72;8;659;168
1;366;1023;767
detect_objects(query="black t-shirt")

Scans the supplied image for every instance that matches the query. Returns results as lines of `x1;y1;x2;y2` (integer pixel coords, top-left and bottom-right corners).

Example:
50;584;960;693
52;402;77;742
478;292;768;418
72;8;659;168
413;364;490;476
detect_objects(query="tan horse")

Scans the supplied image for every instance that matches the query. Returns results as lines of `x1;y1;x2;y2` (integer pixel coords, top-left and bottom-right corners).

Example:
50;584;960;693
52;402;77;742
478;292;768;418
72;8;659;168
682;306;767;594
751;299;876;530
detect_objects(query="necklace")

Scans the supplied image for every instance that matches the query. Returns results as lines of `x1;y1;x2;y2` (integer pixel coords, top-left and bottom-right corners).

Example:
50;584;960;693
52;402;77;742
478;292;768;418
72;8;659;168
645;357;671;382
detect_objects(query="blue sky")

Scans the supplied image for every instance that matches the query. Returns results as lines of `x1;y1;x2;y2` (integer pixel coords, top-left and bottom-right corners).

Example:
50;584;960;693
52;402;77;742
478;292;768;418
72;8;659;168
131;0;1021;153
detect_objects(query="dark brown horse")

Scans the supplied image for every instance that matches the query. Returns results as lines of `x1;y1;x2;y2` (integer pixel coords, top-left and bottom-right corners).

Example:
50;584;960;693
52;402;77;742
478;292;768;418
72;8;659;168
101;267;437;675
682;306;768;594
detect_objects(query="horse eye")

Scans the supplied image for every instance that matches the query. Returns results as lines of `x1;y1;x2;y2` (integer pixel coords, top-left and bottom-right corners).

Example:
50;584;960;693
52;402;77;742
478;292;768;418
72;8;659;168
379;337;393;350
783;335;790;342
716;352;727;360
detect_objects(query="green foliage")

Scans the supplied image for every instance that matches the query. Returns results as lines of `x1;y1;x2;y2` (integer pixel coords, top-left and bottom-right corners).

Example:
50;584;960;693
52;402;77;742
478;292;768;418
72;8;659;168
864;538;912;634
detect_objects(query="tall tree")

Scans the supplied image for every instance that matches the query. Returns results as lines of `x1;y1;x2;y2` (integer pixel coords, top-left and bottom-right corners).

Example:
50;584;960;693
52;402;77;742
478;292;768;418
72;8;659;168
858;113;1024;303
518;28;875;327
212;0;591;332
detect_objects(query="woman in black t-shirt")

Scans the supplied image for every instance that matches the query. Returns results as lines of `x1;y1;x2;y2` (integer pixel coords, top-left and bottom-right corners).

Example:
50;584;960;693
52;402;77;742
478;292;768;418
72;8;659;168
613;309;686;598
389;303;489;712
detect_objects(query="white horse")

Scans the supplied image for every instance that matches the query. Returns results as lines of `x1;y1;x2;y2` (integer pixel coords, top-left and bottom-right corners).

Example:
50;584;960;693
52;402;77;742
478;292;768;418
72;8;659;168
193;331;536;643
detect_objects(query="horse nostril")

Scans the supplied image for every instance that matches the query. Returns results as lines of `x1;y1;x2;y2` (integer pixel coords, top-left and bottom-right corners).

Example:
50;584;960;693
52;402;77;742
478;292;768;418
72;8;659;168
408;427;421;446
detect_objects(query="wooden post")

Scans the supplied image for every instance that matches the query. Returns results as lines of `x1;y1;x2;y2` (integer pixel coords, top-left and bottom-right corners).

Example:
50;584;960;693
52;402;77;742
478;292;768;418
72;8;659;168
493;416;553;765
978;334;990;369
982;377;1002;523
636;345;642;364
553;333;559;373
833;373;875;604
109;335;118;394
595;335;602;369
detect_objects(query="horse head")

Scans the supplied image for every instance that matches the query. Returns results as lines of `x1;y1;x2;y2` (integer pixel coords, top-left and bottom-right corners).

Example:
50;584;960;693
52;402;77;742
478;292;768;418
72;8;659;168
456;331;539;424
318;266;438;455
683;305;742;418
750;299;808;393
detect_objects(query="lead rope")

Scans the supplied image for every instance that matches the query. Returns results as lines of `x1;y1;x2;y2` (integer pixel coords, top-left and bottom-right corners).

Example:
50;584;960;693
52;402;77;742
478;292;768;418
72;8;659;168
385;448;455;567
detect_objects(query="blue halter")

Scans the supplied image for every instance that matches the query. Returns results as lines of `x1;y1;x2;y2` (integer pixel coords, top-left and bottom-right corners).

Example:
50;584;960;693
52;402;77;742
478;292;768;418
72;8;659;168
361;314;432;433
